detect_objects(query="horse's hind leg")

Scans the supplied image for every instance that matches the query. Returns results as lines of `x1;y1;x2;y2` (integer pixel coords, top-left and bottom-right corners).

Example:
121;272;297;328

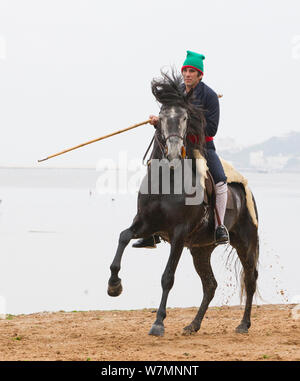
231;227;259;333
183;245;217;335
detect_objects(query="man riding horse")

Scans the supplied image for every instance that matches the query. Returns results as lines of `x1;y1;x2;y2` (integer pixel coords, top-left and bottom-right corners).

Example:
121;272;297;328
133;50;229;248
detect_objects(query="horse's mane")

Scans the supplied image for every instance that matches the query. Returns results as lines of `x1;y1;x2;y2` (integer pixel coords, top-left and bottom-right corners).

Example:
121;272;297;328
151;70;207;157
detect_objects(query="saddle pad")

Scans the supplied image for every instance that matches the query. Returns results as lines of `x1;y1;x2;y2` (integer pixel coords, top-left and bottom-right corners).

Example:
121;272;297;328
221;158;258;227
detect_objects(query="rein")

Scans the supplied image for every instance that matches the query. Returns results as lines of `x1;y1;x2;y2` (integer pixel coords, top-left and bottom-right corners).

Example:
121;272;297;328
155;131;167;158
142;135;155;165
142;131;167;165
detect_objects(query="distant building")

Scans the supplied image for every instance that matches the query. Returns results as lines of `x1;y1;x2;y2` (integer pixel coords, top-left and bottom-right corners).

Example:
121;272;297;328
219;131;300;172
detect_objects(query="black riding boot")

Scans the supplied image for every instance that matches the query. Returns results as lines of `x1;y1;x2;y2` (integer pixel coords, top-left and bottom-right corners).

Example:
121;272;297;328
215;225;229;245
132;235;161;249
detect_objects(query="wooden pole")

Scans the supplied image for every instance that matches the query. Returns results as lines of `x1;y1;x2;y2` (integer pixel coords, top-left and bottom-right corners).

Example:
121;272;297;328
38;119;151;162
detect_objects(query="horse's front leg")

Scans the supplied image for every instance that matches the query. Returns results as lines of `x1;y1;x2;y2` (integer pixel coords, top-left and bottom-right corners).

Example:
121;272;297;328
107;228;133;297
149;234;184;336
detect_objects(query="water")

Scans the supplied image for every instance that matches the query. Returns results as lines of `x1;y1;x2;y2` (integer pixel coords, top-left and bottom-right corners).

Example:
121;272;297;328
0;168;299;315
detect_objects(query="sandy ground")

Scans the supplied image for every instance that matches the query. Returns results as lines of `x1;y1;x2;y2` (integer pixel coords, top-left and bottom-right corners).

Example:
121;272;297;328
0;304;299;361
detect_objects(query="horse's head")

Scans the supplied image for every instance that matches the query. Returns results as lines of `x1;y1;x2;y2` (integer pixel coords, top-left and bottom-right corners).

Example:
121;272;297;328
159;105;188;161
151;70;206;163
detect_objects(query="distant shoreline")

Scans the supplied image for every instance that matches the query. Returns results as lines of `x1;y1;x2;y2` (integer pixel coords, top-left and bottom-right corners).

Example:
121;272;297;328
0;166;299;173
0;166;95;170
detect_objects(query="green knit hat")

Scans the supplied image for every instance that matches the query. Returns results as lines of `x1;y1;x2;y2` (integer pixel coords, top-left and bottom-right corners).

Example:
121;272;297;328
181;50;205;75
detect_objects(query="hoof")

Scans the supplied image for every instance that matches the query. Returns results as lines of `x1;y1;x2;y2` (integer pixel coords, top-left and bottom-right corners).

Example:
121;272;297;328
182;324;198;336
107;281;123;297
148;324;165;337
235;324;248;334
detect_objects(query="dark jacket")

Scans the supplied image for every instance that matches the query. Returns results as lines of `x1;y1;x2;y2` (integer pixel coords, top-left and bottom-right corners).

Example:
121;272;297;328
184;81;220;150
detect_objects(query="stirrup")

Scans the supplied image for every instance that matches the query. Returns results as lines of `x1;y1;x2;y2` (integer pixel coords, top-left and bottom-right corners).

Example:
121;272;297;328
214;225;230;246
132;235;161;249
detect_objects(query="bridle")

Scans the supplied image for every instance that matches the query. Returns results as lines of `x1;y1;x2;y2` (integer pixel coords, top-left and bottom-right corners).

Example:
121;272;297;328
142;117;188;165
158;120;188;159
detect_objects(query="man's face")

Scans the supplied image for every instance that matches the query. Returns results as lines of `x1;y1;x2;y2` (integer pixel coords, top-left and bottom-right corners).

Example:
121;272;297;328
182;67;203;89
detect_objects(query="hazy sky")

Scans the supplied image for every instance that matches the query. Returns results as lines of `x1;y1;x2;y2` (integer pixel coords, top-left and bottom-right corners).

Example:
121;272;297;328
0;0;299;167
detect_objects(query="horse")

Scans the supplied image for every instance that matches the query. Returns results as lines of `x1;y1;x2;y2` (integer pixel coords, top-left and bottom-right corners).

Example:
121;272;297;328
107;72;259;337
